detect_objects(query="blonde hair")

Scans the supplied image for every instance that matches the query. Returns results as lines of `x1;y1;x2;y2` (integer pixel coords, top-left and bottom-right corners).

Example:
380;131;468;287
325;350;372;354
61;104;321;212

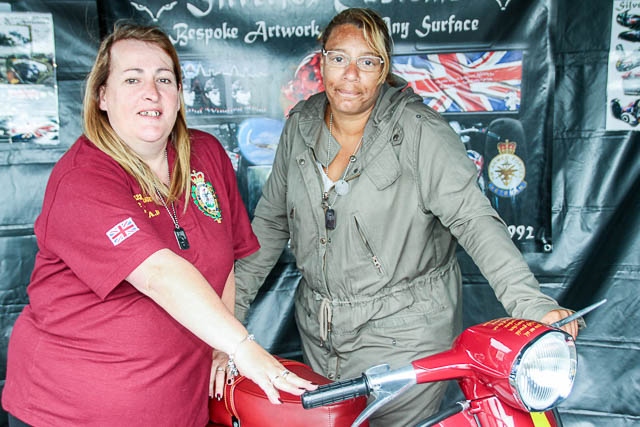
320;8;393;85
83;21;190;205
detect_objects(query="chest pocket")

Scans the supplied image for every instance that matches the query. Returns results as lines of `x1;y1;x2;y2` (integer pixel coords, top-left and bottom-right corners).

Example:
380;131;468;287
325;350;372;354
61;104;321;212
363;126;403;191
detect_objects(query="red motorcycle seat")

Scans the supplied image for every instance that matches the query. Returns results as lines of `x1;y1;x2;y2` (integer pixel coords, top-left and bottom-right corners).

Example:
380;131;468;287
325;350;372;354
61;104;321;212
209;358;368;427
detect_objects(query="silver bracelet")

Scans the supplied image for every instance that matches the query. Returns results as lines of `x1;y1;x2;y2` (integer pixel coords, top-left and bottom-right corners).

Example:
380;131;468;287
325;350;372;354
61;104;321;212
227;333;255;377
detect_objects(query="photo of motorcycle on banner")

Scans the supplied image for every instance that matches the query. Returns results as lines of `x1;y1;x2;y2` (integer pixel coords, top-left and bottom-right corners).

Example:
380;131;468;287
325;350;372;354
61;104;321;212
607;1;640;129
98;0;553;253
0;13;59;146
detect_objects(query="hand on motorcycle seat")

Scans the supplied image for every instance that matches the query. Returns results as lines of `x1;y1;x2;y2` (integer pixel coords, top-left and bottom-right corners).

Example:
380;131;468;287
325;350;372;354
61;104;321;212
231;339;317;404
210;349;230;401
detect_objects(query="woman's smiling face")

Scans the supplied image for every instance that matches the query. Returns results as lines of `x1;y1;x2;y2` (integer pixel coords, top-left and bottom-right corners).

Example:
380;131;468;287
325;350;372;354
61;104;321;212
321;24;383;118
99;39;180;152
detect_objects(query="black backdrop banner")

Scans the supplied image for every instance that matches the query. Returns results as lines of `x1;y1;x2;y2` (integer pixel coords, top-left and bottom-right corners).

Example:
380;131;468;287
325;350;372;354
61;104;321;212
98;0;553;253
2;1;640;426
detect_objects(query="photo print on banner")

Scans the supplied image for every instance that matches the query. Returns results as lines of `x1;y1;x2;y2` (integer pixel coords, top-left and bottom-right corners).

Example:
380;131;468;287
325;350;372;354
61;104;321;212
607;1;640;129
0;12;59;146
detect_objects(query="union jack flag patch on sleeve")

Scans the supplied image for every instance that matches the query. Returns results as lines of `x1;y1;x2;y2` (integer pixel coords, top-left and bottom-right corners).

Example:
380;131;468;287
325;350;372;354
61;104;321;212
106;217;139;246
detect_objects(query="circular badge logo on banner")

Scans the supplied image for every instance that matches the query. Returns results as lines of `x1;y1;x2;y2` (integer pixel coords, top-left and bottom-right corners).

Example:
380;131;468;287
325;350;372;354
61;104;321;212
488;140;527;198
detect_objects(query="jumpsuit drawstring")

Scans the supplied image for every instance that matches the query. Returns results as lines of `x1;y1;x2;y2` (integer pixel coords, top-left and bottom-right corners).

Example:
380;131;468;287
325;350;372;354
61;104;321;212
318;298;333;344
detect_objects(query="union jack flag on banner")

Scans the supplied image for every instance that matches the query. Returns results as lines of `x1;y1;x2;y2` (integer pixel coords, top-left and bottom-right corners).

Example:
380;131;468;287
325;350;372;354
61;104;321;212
106;217;139;246
392;50;523;113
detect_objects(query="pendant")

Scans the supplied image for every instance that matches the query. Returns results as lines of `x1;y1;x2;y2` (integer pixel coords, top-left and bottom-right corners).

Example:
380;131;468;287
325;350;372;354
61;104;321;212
174;227;190;250
334;179;350;196
325;208;336;230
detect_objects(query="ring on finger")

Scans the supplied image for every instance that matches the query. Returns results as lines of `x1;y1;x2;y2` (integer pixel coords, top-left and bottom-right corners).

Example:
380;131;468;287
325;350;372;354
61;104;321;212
281;369;290;378
216;367;225;372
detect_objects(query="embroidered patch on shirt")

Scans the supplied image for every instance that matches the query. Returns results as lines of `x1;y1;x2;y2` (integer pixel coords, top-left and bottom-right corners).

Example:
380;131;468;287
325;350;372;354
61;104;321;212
106;217;140;246
190;170;222;223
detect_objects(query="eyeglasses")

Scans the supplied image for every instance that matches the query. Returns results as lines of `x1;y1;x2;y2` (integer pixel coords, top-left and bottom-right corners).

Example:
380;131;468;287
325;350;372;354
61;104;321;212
322;50;384;72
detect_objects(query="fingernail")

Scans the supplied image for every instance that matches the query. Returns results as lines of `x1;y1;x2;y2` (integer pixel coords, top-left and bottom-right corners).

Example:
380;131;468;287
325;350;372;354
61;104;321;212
226;379;233;385
216;393;222;401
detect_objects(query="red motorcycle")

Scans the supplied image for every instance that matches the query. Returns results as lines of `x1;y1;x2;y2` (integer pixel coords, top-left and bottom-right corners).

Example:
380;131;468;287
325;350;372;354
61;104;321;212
210;301;603;427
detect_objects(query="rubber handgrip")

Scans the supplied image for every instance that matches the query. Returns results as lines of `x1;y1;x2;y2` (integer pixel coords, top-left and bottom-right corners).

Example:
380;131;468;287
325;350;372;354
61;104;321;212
301;375;369;409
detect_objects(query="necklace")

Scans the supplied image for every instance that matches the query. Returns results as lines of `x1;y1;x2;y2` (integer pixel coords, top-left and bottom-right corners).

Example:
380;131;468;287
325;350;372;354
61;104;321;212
323;112;362;230
156;150;190;250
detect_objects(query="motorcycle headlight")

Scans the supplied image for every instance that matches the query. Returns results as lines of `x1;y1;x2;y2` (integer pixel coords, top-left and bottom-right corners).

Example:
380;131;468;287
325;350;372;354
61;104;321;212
510;330;577;411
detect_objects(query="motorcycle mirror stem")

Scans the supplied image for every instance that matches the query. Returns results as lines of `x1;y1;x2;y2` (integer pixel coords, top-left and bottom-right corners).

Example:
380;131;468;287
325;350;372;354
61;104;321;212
551;298;607;328
351;364;416;427
351;349;475;427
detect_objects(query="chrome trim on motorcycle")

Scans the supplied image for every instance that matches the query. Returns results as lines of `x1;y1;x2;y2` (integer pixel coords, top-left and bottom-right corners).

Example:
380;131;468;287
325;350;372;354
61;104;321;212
352;364;417;427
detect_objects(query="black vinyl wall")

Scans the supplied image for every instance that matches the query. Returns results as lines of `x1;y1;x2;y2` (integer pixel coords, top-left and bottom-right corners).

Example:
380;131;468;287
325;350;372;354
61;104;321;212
0;1;638;426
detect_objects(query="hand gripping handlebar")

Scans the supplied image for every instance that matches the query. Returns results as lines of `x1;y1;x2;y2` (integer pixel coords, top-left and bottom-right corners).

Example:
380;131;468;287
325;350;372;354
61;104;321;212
551;299;607;328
